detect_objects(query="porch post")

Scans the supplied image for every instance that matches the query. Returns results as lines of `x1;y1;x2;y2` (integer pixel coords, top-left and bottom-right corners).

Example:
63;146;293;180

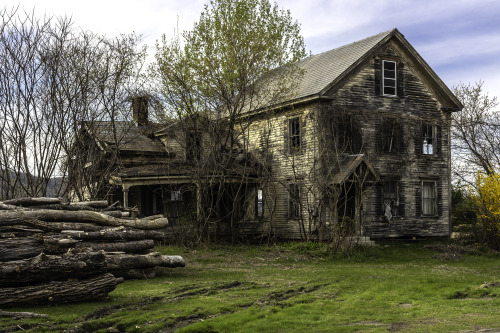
123;185;130;209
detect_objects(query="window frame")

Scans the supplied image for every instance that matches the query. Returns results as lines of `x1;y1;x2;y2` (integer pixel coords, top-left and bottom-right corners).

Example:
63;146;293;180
422;123;436;155
382;60;397;97
170;190;182;201
288;183;302;219
421;180;437;216
382;180;399;218
288;117;301;154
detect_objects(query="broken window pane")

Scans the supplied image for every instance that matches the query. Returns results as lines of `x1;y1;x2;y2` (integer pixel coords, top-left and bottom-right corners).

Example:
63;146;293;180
382;118;399;153
422;123;434;155
255;189;264;218
383;180;399;219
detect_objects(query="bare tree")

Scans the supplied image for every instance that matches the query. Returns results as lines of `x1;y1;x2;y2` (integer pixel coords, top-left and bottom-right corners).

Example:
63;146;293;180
452;81;499;186
0;6;146;200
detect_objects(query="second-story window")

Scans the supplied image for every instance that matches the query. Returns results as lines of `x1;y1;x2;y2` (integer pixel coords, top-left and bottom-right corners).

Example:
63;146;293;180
382;60;397;96
289;117;301;153
186;132;201;160
422;123;435;155
381;118;400;153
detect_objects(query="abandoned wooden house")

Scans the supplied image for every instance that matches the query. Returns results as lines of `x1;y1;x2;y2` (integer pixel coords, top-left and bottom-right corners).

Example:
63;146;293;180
84;28;462;240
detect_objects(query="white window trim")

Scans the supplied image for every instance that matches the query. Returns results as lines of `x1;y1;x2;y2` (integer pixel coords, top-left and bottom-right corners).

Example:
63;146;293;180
382;60;397;97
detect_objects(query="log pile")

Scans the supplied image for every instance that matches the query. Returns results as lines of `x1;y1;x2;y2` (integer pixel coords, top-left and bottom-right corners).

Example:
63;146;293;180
0;197;185;307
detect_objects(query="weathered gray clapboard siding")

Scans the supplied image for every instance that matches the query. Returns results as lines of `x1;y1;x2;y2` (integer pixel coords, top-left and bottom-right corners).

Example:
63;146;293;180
237;39;453;240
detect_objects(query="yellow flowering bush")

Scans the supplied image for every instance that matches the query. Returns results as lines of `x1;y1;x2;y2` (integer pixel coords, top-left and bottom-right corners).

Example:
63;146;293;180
472;171;500;249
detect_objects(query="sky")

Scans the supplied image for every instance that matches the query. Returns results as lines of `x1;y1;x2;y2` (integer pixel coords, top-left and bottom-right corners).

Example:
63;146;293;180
3;0;500;99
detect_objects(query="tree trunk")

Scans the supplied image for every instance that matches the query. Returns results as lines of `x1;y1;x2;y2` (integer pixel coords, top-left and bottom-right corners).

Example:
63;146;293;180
70;201;109;209
0;273;123;307
0;210;168;230
0;219;104;232
114;268;156;280
0;251;107;286
74;239;155;253
0;238;43;262
3;197;62;207
60;228;167;241
105;252;185;271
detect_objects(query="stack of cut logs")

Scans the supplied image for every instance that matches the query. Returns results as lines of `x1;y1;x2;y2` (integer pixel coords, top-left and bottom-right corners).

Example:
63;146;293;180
0;197;185;307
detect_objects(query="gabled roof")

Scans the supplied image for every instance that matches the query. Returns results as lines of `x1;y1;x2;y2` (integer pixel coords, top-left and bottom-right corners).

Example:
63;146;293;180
259;28;462;111
85;121;170;156
330;154;380;184
293;29;394;101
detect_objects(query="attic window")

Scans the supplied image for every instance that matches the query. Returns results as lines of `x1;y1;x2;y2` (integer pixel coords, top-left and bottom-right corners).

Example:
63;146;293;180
382;60;397;96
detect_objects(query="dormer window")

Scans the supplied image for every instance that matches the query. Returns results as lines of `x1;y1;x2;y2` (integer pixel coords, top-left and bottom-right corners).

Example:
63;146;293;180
382;60;397;96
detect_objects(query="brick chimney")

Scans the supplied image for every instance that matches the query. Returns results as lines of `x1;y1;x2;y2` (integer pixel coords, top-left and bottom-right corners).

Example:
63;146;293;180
132;96;148;126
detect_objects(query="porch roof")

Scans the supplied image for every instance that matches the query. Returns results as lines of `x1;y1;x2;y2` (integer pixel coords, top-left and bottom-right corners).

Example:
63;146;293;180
330;154;380;184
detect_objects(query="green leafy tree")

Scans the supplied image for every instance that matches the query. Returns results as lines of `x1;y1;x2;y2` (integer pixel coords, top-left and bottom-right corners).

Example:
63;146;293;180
154;0;307;242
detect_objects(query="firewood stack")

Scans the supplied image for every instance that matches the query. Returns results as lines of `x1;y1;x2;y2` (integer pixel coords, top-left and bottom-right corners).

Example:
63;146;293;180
0;197;185;307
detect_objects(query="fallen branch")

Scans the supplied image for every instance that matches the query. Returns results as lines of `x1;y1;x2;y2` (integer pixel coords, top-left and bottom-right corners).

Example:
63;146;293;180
3;197;62;207
0;210;168;230
0;310;48;318
0;273;123;307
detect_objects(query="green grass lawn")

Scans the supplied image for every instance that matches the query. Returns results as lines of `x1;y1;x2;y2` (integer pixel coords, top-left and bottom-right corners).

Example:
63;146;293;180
2;240;499;332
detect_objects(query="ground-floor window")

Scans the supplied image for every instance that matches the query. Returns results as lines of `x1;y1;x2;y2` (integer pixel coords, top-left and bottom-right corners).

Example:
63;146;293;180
288;183;301;219
255;189;264;218
383;180;399;220
422;181;437;216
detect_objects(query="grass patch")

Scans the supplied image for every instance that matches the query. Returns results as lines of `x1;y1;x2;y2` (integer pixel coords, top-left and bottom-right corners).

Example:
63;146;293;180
1;240;500;332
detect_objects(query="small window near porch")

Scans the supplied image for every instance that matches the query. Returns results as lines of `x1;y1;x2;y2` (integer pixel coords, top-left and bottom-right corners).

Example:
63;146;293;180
255;189;264;218
422;181;437;216
382;60;397;96
422;123;435;155
288;183;301;219
383;180;399;220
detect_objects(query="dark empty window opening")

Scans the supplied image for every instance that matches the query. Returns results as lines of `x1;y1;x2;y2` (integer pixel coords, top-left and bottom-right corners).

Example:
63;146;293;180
170;190;182;201
186;132;201;160
288;183;301;219
335;114;362;153
422;181;437;216
382;60;397;96
289;117;301;153
383;180;399;220
255;189;264;218
422;123;435;155
382;118;399;153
